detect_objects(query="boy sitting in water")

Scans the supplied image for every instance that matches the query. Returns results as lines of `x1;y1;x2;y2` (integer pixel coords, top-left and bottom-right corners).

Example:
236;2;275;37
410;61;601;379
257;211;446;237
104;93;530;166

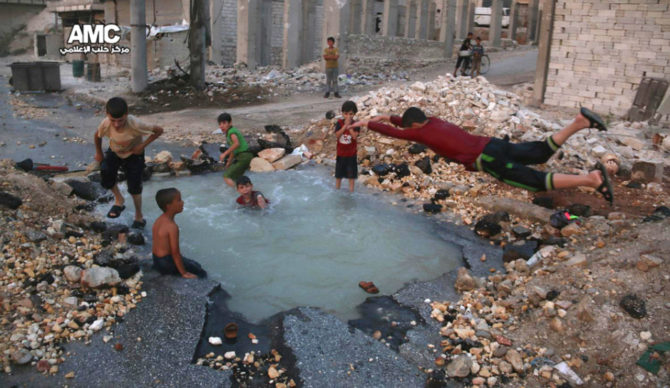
152;188;207;278
235;176;269;209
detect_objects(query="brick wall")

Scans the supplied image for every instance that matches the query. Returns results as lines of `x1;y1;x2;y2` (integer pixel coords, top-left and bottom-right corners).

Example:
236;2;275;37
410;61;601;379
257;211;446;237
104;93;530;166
544;0;670;116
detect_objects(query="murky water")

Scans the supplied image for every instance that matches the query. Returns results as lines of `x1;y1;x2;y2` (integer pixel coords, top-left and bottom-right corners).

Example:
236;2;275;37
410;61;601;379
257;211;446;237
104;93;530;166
105;166;461;323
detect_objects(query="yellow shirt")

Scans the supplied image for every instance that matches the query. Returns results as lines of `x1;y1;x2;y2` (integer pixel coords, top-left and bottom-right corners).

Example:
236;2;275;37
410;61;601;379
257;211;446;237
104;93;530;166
324;47;339;69
96;115;154;159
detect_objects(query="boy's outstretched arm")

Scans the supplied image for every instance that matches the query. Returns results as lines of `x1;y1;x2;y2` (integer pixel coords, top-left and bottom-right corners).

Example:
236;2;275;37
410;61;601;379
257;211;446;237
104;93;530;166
168;224;196;279
352;120;417;141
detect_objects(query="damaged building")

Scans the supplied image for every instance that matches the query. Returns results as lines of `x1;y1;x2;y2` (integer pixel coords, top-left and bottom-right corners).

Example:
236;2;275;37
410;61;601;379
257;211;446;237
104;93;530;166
41;0;537;72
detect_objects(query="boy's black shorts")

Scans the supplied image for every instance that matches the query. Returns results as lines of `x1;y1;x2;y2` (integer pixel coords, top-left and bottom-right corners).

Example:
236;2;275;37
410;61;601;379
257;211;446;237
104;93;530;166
100;148;145;195
335;156;358;179
475;137;559;192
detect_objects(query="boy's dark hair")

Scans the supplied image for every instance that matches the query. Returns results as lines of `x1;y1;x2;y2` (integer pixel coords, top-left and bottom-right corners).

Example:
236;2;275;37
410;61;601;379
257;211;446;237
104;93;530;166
156;188;180;212
467;32;473;36
402;107;428;127
341;100;358;114
106;97;128;119
327;36;335;43
236;175;251;186
217;113;232;123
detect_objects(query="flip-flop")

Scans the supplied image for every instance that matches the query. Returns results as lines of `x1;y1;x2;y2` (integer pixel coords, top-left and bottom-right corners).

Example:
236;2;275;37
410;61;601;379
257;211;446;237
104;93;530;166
107;204;126;218
358;281;379;294
580;107;607;131
131;219;146;229
594;162;614;205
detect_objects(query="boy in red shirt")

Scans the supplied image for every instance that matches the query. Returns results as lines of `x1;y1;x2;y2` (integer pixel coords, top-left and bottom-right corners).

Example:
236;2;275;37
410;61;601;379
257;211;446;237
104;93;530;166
350;107;613;203
334;101;361;192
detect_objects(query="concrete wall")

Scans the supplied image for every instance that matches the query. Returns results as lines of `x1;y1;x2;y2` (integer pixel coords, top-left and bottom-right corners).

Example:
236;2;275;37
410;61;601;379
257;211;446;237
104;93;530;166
543;0;670;116
345;33;447;70
270;0;284;65
216;0;239;66
112;0;187;26
0;4;46;55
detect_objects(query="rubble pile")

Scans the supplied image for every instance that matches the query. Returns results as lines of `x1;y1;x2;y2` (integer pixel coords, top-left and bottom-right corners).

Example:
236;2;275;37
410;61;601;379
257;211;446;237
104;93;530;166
0;160;145;374
420;209;669;387
143;61;410;102
196;348;296;387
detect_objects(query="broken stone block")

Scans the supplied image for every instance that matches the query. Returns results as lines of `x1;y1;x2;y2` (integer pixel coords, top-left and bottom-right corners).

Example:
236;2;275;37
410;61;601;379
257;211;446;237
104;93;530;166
272;154;302;170
631;160;663;183
81;267;121;288
250;157;275;172
455;267;476;292
258;148;286;163
153;150;173;164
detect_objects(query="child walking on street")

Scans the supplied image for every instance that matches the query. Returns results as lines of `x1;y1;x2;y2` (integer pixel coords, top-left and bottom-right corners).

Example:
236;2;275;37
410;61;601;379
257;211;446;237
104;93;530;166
152;188;207;278
94;97;163;228
349;107;614;203
334;101;360;192
323;37;341;99
217;113;254;188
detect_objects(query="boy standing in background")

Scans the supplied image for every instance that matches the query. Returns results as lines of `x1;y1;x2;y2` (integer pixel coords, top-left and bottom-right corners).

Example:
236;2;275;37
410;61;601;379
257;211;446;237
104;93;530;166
323;37;341;99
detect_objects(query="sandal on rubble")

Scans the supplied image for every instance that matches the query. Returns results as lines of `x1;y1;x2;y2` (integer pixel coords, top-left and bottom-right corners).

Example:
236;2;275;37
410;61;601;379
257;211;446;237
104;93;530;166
580;107;608;131
595;162;614;205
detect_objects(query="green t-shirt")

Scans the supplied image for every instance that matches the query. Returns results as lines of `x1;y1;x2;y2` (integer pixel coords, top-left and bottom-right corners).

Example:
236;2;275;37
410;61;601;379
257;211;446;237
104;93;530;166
226;127;249;155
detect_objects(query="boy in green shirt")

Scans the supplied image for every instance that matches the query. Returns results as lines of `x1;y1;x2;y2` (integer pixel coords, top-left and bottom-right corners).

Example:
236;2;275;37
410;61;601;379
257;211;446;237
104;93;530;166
217;113;254;188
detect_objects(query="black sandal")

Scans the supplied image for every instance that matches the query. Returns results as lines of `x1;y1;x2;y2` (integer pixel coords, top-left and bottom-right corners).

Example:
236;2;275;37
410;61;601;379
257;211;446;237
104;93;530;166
107;205;126;218
131;219;146;229
595;162;614;205
580;107;608;131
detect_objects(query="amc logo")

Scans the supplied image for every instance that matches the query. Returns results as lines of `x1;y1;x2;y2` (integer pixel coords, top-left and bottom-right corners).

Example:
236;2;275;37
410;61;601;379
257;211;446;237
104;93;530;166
67;24;122;44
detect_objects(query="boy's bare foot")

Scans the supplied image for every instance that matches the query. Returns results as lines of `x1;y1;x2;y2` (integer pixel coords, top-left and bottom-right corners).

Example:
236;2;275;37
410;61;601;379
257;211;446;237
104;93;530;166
182;272;197;279
574;112;591;130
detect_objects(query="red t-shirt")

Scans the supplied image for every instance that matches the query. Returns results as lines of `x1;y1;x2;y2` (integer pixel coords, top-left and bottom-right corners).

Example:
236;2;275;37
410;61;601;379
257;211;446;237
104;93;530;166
368;116;491;170
335;119;359;157
236;191;268;208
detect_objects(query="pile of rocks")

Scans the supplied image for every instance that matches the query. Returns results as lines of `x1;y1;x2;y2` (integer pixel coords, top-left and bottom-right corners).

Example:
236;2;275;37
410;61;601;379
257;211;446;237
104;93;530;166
196;348;296;387
0;160;144;374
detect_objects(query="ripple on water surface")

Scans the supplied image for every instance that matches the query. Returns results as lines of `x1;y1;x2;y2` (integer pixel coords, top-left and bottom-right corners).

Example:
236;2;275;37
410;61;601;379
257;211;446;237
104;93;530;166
107;166;461;323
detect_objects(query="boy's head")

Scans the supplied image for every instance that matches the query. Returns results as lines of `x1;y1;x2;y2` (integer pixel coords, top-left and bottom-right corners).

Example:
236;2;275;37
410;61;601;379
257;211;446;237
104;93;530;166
476;36;481;43
327;37;335;47
401;107;428;128
341;100;358;121
217;113;232;132
156;188;183;213
236;176;253;195
106;97;128;129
